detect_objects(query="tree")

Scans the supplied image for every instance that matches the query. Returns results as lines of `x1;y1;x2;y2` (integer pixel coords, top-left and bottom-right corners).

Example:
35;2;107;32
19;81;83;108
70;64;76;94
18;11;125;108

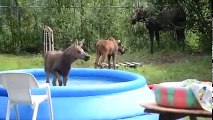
0;0;211;54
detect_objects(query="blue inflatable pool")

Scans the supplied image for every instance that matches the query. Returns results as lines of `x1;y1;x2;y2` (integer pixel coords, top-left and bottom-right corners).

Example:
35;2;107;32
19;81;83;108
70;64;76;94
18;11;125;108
0;68;158;120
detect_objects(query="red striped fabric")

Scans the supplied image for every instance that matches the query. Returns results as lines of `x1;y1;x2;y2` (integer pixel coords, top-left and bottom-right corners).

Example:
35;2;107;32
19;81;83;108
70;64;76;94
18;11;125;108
173;88;187;108
155;86;200;109
160;87;170;107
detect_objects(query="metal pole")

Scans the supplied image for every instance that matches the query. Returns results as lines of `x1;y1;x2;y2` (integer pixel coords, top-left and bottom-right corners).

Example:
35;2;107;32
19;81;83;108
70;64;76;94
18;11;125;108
43;25;54;55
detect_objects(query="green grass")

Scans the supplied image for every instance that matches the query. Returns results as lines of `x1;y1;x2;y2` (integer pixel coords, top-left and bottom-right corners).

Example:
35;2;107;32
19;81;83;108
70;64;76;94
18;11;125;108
120;55;211;84
184;117;211;120
0;54;43;70
0;53;211;120
0;52;211;85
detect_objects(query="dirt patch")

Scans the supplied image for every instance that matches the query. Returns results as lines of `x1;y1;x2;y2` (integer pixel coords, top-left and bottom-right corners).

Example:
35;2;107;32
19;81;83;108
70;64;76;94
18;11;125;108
143;52;205;65
116;51;208;65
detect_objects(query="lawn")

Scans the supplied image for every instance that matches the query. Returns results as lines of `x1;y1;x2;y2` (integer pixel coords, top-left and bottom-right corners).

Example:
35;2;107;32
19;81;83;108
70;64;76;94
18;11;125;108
0;52;211;120
0;51;211;85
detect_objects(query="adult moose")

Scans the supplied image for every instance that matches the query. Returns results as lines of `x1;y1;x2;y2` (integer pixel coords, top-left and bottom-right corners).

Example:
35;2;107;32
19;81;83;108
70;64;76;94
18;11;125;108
44;39;90;86
95;37;125;69
131;5;186;53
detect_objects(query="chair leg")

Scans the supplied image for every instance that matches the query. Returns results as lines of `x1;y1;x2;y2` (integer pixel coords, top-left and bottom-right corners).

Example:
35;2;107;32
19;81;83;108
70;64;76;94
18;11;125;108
48;98;54;120
6;101;11;120
32;104;39;120
15;104;19;120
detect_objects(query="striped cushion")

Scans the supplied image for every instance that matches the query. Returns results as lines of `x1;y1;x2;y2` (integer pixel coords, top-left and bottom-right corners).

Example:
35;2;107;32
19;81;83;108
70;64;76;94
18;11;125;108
155;82;201;109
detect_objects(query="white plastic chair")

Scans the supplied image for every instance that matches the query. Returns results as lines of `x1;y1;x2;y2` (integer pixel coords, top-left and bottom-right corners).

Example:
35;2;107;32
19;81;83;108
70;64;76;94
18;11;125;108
0;73;54;120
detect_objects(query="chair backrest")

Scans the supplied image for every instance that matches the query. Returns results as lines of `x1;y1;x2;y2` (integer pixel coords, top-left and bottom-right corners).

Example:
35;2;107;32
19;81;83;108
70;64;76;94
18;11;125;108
0;73;39;103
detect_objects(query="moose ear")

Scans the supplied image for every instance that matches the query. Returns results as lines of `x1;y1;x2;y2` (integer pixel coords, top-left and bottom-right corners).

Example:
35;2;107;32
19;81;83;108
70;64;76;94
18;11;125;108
81;39;85;44
78;39;85;47
74;39;78;46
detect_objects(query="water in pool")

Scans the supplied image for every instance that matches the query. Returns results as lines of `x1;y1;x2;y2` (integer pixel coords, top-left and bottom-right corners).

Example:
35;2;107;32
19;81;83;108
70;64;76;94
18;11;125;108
37;76;120;86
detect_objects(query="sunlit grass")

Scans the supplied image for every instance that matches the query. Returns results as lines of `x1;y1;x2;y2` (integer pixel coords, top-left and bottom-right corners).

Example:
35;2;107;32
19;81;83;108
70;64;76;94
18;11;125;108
120;55;211;84
0;54;43;70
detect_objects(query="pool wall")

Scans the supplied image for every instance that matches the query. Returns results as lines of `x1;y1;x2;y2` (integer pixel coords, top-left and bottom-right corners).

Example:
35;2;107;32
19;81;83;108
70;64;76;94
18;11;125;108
0;68;158;120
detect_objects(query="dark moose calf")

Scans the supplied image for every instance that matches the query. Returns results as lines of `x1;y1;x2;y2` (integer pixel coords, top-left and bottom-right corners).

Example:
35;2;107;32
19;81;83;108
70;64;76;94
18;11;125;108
44;39;90;86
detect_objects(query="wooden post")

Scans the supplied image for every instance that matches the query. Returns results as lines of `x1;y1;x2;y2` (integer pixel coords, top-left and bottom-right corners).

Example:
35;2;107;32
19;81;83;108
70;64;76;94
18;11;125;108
43;25;54;56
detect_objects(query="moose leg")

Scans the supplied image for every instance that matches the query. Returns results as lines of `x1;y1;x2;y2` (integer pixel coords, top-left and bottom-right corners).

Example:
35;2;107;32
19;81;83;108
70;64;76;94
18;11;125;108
176;29;185;51
95;53;101;68
52;71;60;86
62;75;68;86
107;55;111;69
112;54;116;69
155;30;160;49
149;30;154;54
100;53;107;69
45;72;50;83
58;77;62;86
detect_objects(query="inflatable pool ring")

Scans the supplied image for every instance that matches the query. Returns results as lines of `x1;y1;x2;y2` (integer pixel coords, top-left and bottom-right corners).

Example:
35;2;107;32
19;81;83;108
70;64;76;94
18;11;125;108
0;68;159;120
155;82;201;109
148;84;158;90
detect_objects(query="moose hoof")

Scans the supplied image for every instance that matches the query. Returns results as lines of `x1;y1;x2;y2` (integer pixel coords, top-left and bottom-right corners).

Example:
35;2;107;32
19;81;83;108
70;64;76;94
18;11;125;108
58;80;62;86
52;81;56;86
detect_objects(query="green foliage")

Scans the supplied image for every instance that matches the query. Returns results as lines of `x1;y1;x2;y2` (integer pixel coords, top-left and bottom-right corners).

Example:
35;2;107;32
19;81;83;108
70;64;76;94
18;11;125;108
0;0;211;54
186;31;201;51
